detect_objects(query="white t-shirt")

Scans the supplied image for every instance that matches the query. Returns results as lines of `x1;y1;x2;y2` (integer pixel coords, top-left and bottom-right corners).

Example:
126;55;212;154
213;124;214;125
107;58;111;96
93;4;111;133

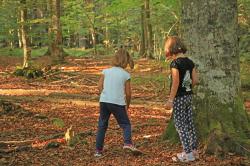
99;67;130;106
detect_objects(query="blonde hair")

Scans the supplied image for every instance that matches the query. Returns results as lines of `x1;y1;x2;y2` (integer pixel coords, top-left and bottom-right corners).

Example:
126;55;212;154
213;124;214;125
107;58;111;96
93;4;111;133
112;48;134;69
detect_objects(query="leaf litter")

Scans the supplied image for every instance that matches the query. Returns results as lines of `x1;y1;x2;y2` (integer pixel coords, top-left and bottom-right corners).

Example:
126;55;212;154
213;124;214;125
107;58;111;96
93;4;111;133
0;56;249;166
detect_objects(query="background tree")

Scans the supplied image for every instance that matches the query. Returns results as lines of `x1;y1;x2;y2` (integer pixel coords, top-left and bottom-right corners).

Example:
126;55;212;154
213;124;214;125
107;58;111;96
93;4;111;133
0;0;248;63
143;0;153;58
45;0;65;61
20;0;31;68
164;0;250;157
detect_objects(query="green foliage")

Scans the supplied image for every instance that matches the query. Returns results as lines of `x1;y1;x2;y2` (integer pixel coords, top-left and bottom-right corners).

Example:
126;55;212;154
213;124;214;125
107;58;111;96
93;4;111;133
64;46;107;57
13;66;44;79
132;73;166;86
52;118;65;128
0;0;248;61
0;48;23;57
0;47;47;57
45;142;60;149
240;56;250;100
64;48;92;57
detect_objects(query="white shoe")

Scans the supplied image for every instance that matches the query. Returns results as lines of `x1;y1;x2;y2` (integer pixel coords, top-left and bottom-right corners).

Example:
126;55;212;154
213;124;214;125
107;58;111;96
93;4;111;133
123;144;138;151
177;152;195;162
123;144;142;155
192;149;199;159
94;150;103;157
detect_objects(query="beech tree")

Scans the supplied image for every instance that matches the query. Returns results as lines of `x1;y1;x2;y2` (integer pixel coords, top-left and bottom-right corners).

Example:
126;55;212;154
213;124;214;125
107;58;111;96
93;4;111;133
140;0;153;58
164;0;250;156
20;0;31;68
45;0;65;61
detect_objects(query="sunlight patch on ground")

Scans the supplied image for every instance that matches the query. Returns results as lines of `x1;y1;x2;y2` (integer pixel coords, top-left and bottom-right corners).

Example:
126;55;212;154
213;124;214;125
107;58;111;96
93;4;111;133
0;89;64;96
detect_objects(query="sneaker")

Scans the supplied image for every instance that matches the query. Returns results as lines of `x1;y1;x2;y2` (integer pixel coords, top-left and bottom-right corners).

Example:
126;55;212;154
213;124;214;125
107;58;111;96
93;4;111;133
123;144;137;151
123;144;142;155
94;150;103;157
177;152;195;162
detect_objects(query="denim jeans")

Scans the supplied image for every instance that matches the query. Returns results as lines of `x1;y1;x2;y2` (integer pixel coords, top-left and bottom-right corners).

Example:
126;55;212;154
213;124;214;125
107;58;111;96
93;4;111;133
96;102;132;150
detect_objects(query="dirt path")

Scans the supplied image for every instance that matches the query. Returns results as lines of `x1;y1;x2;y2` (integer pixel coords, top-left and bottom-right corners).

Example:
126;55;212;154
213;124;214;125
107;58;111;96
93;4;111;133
0;56;249;166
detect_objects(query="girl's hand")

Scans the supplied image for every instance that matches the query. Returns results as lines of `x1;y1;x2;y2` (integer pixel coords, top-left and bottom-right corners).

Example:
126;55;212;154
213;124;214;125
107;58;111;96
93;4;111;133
166;100;173;110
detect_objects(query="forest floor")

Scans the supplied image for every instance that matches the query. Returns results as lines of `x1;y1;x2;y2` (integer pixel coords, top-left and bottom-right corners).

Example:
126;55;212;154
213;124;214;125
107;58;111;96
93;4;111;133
0;55;249;166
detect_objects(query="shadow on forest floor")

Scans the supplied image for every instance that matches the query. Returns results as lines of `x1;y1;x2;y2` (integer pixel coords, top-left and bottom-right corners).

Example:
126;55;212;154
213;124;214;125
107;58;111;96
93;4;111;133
0;55;249;165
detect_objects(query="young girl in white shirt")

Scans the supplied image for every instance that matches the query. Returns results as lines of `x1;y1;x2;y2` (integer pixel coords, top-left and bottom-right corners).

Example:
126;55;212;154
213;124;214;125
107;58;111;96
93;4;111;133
95;48;139;157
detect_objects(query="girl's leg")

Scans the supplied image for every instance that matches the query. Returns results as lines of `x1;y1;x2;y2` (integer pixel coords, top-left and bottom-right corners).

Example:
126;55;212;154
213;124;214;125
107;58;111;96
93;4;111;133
109;103;132;145
186;95;198;150
96;102;111;151
173;96;192;153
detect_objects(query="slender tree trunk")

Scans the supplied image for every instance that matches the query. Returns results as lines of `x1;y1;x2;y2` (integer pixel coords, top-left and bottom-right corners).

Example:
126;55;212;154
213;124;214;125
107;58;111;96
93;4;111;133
104;12;110;54
144;0;153;59
141;0;153;59
143;2;148;57
164;0;250;156
8;30;14;49
83;0;97;56
92;3;97;56
91;28;97;55
20;0;31;68
140;5;146;57
45;0;65;61
17;28;23;48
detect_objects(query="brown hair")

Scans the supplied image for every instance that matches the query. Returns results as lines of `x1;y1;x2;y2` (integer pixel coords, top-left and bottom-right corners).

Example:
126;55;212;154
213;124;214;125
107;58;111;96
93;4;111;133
164;36;187;57
112;48;134;69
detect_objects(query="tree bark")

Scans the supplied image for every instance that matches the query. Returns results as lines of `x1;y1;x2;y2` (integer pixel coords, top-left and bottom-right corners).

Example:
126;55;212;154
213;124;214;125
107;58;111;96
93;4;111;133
140;5;146;57
91;28;97;55
17;28;23;48
20;0;31;68
163;0;250;157
45;0;65;62
144;0;153;59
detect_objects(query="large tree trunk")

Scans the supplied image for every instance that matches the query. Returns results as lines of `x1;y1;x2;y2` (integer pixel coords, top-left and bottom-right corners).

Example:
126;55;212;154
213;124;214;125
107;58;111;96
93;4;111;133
20;0;31;68
45;0;65;62
163;0;250;157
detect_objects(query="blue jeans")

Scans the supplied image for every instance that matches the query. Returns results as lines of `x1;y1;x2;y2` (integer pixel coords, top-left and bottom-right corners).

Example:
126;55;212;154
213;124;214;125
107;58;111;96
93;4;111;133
96;102;132;150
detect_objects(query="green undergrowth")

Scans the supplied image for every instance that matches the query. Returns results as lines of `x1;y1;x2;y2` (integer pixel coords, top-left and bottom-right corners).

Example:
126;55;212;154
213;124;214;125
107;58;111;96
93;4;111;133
13;66;44;79
240;54;250;100
0;47;106;58
0;47;47;57
64;48;94;57
132;73;167;87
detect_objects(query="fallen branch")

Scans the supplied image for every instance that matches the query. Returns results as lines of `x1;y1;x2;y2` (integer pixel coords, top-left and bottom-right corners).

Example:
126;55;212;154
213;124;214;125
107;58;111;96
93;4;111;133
51;75;81;84
84;78;98;86
0;130;94;153
0;140;34;146
31;138;66;149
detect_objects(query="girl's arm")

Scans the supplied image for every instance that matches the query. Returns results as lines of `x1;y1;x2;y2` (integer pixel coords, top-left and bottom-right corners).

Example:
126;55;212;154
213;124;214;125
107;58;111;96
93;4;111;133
98;74;104;93
125;79;131;109
169;68;179;102
192;68;199;87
